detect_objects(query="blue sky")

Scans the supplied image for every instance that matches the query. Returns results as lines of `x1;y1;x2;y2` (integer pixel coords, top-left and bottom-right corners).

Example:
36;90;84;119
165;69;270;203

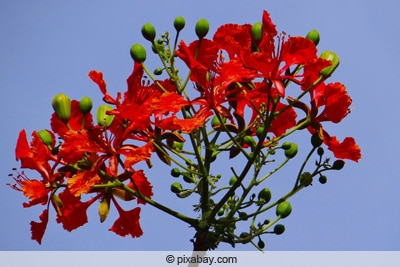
1;0;399;251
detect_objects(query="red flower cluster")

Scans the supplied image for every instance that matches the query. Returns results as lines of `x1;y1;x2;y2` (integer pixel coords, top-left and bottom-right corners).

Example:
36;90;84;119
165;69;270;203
10;10;361;245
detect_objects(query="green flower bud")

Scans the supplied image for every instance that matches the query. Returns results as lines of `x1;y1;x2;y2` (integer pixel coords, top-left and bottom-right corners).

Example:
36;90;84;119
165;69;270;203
52;93;71;123
37;129;53;146
195;18;209;39
251;22;263;43
243;135;256;148
238;211;248;220
170;182;183;193
257;188;272;204
79;96;93;115
276;201;292;218
274;224;285;235
98;197;110;223
317;147;324;156
319;175;328;184
211;115;226;128
217;209;224;216
332;160;345;170
281;141;292;150
306;29;320;46
96;105;115;127
141;23;156;42
258;239;265;249
256;126;265;139
311;132;323;147
284;143;298;159
170;168;181;178
130;43;147;62
153;67;163;75
239;232;250;243
299;172;313;187
182;173;195;184
229;176;237;186
174;16;186;32
320;50;340;77
172;141;184;151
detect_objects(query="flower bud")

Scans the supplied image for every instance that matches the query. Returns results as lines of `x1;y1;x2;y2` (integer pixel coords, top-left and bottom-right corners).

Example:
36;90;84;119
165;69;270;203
170;182;183;193
283;143;298;159
274;224;285;235
332;159;345;170
256;126;265;139
251;22;263;43
306;29;320;46
211;115;226;128
320;50;340;77
141;23;156;42
153;67;163;75
311;132;323;147
174;16;186;32
243;135;256;149
37;129;53;146
172;141;184;151
229;176;237;186
98;197;110;223
299;172;313;187
170;168;181;178
130;43;147;62
257;239;265;249
96;105;115;127
276;201;292;218
52;93;71;123
319;175;328;184
195;18;209;39
257;188;272;205
79;96;93;115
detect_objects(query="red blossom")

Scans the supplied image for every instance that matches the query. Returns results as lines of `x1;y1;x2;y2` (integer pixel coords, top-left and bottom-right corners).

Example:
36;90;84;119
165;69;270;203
127;170;153;205
68;170;101;197
56;189;99;232
15;130;53;181
109;198;143;238
50;100;93;137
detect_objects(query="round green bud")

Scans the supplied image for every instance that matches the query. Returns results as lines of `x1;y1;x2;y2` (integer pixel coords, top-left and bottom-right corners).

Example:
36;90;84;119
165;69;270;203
243;135;256;148
141;23;156;42
258;239;265;249
130;43;147;62
274;224;285;235
306;29;320;46
170;168;181;178
299;172;313;187
276;201;292;218
251;22;263;43
174;16;186;32
284;143;298;159
96;105;115;127
311;132;323;147
182;173;195;184
320;50;340;77
79;96;93;115
256;126;265;139
238;211;248;220
239;232;250;243
257;188;272;204
217;209;224;216
229;176;237;186
319;175;328;184
332;160;345;170
52;93;71;123
211;115;226;128
37;129;53;146
195;18;209;39
317;147;324;156
281;141;292;150
172;141;184;151
153;67;163;75
170;182;183;193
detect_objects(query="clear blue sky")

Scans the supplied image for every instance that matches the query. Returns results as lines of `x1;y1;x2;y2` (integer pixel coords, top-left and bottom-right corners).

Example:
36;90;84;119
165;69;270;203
1;0;399;251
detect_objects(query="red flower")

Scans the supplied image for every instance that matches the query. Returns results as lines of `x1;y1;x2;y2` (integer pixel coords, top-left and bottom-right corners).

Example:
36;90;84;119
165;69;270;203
109;198;143;238
56;188;99;232
15;130;53;181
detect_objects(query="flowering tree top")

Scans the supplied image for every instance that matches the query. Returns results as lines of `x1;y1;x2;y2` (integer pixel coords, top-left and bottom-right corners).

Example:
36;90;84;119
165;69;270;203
9;10;360;251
